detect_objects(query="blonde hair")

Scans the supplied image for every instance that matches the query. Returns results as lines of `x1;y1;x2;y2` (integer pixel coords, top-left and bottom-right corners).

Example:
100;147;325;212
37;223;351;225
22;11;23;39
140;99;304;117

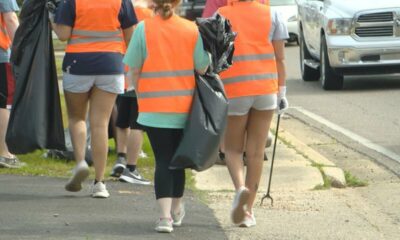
153;0;181;19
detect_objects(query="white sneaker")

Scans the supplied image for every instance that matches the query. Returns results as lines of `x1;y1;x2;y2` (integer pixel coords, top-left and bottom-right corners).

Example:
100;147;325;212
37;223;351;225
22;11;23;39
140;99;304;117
91;181;110;198
172;204;185;227
231;187;250;224
65;160;89;192
239;212;256;228
155;218;173;233
138;150;148;158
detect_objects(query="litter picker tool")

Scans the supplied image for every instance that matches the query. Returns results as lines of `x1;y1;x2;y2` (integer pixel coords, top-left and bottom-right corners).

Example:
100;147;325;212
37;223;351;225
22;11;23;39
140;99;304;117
260;113;281;206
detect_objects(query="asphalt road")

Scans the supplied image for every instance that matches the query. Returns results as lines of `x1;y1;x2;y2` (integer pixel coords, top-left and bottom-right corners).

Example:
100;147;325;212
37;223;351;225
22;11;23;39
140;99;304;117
284;44;400;173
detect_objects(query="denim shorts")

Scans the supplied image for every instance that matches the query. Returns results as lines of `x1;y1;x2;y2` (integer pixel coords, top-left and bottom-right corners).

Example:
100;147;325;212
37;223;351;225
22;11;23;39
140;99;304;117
63;72;124;94
228;94;277;116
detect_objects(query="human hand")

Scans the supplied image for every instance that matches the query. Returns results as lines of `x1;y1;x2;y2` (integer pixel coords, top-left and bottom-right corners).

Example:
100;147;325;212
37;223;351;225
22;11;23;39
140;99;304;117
277;86;289;114
46;0;60;22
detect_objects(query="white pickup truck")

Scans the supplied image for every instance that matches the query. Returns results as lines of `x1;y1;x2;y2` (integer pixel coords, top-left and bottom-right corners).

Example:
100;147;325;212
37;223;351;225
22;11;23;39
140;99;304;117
297;0;400;90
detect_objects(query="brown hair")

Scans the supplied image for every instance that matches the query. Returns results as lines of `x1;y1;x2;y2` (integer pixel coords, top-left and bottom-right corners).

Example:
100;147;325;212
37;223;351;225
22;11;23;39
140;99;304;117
153;0;181;19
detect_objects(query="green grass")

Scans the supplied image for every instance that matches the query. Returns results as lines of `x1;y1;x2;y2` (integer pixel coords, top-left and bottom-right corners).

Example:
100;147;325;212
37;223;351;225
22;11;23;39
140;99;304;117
344;171;367;187
53;39;67;51
311;162;332;190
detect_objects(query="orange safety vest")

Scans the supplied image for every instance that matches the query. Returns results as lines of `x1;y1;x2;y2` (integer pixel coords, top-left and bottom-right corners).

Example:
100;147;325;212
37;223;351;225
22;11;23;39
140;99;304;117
0;14;11;51
65;0;124;54
219;1;278;99
134;6;153;22
137;15;198;113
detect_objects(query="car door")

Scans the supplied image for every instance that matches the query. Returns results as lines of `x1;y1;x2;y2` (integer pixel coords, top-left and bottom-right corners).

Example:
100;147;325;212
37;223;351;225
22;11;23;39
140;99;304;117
306;0;324;57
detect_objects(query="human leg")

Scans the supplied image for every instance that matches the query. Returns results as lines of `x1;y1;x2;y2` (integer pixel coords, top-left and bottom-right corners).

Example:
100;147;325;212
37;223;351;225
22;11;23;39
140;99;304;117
0;63;21;165
224;115;248;190
146;127;184;231
89;87;117;182
111;96;131;177
245;109;273;213
63;90;90;192
0;108;12;158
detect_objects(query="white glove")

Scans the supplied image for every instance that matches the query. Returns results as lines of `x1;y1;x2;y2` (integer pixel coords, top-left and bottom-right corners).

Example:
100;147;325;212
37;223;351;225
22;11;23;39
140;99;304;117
277;86;289;114
46;0;59;23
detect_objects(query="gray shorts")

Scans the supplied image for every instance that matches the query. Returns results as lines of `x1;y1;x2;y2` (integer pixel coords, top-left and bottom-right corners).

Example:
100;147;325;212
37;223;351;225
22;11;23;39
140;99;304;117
63;72;124;94
228;94;277;116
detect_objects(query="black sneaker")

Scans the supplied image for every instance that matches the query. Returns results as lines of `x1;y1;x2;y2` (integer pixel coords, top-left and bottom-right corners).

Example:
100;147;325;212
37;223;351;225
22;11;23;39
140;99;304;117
119;168;151;185
110;156;127;177
215;151;226;165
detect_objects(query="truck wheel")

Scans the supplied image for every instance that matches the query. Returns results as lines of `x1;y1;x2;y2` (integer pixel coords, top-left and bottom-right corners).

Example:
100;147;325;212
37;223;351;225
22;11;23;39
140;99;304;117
320;36;344;90
300;30;319;81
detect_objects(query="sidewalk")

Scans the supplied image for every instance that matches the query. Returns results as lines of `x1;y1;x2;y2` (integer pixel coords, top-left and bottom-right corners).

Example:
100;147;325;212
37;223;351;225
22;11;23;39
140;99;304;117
1;116;399;239
0;176;225;240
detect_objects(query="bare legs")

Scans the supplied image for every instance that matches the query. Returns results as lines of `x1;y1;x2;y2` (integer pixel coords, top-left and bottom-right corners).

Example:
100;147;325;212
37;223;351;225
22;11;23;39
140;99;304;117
0;109;13;158
64;87;117;182
225;109;274;214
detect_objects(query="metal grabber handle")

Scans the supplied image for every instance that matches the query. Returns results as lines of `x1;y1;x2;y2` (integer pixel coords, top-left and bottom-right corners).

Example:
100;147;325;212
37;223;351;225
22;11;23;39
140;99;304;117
260;113;281;206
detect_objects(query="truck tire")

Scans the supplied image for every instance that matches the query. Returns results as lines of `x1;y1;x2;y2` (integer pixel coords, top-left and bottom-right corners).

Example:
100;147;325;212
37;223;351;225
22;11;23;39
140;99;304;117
299;29;319;81
320;36;344;90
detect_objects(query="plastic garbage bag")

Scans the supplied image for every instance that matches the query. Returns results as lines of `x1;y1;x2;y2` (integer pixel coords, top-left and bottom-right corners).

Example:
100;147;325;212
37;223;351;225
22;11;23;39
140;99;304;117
196;14;236;74
6;0;65;154
169;14;235;171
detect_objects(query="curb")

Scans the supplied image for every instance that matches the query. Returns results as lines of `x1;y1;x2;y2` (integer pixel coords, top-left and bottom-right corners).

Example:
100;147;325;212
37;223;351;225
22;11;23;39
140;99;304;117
277;128;336;167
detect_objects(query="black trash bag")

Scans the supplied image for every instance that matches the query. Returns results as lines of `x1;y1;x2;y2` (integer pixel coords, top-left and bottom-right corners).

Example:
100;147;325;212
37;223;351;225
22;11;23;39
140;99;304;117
169;73;228;171
169;14;236;171
6;0;65;154
45;126;93;166
196;14;236;74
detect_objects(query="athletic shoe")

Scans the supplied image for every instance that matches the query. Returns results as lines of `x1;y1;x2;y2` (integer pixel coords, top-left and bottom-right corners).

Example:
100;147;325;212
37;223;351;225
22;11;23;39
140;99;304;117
119;168;151;185
0;156;26;168
138;150;148;158
155;218;173;233
110;156;127;178
172;204;185;227
239;212;256;228
91;181;110;198
215;151;226;165
65;160;89;192
231;187;250;224
264;150;268;161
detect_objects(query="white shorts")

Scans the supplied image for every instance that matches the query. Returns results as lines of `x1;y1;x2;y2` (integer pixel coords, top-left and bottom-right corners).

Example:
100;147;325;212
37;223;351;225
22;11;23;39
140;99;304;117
228;94;277;116
63;72;124;94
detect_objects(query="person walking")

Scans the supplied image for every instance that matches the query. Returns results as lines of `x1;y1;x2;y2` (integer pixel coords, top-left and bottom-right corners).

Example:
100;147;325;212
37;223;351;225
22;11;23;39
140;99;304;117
110;0;154;186
218;0;289;227
123;0;210;232
50;0;137;198
0;0;25;169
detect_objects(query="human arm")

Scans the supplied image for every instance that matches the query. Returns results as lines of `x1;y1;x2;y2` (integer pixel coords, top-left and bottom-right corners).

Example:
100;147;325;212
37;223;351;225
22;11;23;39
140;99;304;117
272;39;289;113
2;11;19;41
194;35;210;75
123;22;145;90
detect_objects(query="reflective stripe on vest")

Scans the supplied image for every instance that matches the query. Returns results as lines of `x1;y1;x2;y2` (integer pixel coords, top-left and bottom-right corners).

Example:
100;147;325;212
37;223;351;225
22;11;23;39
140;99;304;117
0;15;11;51
68;29;123;45
219;2;278;99
137;15;198;114
65;0;124;54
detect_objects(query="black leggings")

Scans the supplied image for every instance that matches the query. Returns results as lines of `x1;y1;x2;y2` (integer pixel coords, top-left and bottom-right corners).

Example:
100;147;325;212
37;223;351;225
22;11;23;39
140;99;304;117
146;127;185;199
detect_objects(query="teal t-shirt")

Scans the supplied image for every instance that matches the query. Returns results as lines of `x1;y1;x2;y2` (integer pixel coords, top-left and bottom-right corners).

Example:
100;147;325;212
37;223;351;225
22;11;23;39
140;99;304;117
123;20;210;129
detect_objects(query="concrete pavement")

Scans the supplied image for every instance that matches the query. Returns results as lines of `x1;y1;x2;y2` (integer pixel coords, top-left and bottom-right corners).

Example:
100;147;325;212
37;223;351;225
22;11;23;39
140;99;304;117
1;115;378;240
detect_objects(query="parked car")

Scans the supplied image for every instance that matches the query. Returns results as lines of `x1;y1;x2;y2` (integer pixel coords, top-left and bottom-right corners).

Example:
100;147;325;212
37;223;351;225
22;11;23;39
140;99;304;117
270;0;299;44
297;0;400;90
178;0;206;21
